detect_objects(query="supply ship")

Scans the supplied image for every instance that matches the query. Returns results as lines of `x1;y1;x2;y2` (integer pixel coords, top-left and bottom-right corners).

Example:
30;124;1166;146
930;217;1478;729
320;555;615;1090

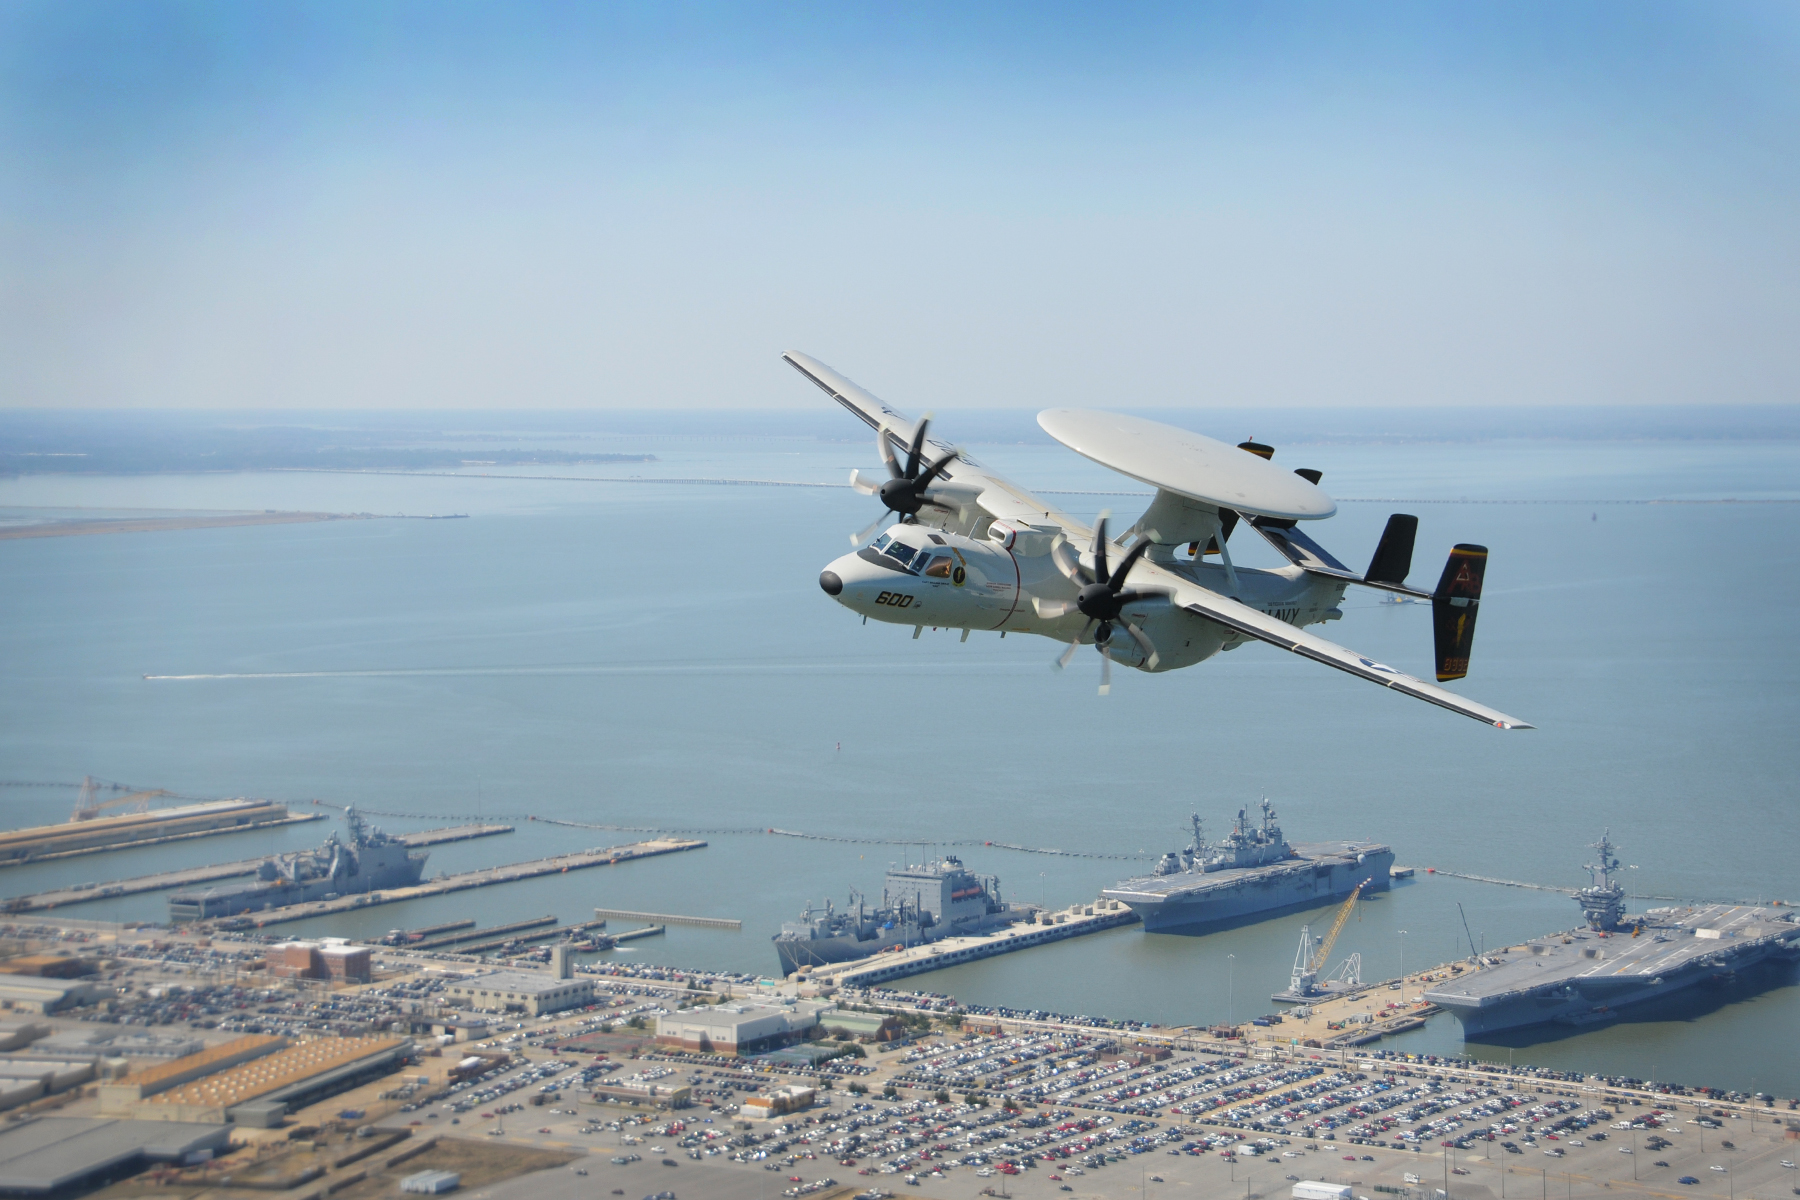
1426;833;1800;1037
1102;800;1393;933
167;809;426;920
774;855;1024;975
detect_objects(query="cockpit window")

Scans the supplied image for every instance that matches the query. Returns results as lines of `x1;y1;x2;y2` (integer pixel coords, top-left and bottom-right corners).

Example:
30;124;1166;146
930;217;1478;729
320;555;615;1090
922;555;953;578
885;541;917;568
872;532;893;553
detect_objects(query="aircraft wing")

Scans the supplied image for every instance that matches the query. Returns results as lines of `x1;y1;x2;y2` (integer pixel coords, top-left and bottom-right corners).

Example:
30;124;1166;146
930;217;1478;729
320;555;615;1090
1166;577;1533;730
782;350;1078;530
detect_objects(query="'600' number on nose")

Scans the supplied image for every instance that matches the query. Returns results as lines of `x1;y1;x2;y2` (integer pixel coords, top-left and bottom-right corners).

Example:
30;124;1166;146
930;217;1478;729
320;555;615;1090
875;591;915;608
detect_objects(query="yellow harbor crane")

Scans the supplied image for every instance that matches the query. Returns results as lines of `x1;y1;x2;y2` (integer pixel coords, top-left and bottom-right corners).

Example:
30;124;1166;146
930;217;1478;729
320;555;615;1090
1285;878;1369;998
69;776;170;822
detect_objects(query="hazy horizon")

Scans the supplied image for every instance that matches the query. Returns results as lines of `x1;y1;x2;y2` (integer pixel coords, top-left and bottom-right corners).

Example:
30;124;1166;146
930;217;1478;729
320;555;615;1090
4;3;1798;410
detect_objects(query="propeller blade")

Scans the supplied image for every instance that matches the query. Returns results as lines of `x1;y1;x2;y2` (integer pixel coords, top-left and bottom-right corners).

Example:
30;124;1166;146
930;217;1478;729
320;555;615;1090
1032;598;1076;619
1054;618;1096;670
1049;536;1086;584
849;512;890;546
915;448;960;489
849;468;883;496
877;424;902;480
1123;620;1161;670
905;418;931;480
1098;646;1113;695
1107;540;1154;594
1092;512;1111;584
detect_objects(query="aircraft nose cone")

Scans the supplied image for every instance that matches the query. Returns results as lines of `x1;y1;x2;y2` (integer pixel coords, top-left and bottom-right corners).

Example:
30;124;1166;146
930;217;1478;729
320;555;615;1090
819;570;844;596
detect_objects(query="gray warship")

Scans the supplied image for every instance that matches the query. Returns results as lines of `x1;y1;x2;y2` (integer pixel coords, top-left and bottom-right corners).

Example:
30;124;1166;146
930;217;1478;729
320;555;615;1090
167;809;426;920
774;855;1023;976
1102;800;1393;933
1426;832;1800;1037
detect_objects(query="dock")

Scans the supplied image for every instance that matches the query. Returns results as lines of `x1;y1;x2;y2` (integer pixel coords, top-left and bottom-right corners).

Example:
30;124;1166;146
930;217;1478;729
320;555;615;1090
0;800;323;867
412;915;559;950
230;838;707;927
591;907;740;930
0;824;513;915
803;901;1139;988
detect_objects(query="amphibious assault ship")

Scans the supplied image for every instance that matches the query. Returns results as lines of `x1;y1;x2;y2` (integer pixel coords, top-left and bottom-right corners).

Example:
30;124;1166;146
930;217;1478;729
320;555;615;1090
1426;832;1800;1037
774;855;1023;976
1102;800;1393;933
167;809;426;920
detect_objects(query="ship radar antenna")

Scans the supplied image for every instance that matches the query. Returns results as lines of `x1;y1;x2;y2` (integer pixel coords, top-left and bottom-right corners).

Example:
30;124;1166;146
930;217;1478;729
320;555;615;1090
1584;828;1621;888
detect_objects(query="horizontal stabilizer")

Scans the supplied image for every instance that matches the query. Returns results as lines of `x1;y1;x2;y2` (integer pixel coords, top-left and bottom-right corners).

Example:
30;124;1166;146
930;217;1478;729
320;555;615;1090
1432;544;1487;681
1249;517;1360;581
1365;515;1418;586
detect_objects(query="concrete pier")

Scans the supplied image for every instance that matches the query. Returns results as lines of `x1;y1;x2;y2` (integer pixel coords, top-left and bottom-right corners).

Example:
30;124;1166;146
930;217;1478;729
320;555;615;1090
2;824;513;915
803;900;1139;988
229;838;707;927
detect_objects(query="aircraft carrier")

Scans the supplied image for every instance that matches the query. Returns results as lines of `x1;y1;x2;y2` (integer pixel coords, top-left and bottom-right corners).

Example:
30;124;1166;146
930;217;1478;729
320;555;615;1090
773;855;1024;975
167;809;426;920
1426;833;1800;1037
1101;800;1393;933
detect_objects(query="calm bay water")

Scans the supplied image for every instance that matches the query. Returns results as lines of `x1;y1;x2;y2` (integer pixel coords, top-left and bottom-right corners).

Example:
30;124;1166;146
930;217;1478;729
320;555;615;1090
2;418;1798;1097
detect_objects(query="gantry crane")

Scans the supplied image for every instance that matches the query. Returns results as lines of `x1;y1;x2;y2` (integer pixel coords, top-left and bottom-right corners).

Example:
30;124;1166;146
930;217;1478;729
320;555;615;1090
69;776;170;822
1286;878;1368;998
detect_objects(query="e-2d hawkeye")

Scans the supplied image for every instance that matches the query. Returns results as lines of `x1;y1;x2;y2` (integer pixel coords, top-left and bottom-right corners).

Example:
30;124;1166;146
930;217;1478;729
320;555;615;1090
788;351;1530;730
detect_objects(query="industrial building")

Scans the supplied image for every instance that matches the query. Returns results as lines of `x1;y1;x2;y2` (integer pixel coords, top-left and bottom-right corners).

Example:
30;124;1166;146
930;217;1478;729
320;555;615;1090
740;1084;817;1119
0;976;103;1015
653;1003;820;1056
0;1058;97;1111
587;1079;691;1108
0;1116;233;1196
401;1170;462;1194
815;1009;905;1041
268;940;372;983
440;969;592;1016
98;1035;288;1115
103;1035;411;1126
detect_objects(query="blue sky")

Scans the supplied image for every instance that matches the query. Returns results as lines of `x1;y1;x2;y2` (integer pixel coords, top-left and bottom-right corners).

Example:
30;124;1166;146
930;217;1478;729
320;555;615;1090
3;2;1797;409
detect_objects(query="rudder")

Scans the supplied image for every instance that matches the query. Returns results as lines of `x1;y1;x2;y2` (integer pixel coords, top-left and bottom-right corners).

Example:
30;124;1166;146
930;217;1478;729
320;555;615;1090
1431;544;1487;681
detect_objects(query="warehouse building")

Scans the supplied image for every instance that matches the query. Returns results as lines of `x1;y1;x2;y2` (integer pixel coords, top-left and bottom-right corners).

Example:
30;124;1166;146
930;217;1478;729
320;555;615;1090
0;1116;232;1196
0;1059;98;1112
0;977;103;1015
107;1035;410;1126
653;1003;819;1056
440;971;592;1016
98;1035;287;1115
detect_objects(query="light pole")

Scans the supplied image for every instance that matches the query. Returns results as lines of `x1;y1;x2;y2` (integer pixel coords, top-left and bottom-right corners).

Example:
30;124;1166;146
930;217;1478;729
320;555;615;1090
1228;954;1236;1028
1398;931;1408;999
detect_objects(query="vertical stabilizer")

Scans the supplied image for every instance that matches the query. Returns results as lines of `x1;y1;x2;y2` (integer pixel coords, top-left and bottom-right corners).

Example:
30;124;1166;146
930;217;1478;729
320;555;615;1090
1431;544;1487;681
1365;514;1418;586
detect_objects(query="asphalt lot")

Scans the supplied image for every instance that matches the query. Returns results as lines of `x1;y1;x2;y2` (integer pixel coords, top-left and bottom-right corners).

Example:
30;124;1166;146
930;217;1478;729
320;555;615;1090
461;1110;1800;1200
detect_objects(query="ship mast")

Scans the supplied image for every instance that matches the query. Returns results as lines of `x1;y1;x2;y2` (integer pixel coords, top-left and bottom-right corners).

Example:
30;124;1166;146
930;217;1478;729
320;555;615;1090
1576;829;1626;931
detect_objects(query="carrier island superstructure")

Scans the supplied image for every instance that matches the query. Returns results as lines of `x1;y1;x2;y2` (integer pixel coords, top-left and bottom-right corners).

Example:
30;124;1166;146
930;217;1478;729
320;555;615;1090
1426;832;1800;1037
1102;800;1393;933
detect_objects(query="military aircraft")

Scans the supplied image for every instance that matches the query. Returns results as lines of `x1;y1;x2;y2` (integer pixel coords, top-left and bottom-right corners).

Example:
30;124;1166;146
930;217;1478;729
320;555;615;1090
787;351;1530;730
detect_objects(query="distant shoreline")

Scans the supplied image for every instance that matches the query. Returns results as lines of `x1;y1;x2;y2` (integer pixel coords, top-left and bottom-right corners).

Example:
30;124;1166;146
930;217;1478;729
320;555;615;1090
0;511;380;539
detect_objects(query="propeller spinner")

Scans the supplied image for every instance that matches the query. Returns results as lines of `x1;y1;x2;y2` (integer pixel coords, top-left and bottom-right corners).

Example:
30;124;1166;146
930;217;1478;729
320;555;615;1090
848;417;960;544
1039;514;1163;694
